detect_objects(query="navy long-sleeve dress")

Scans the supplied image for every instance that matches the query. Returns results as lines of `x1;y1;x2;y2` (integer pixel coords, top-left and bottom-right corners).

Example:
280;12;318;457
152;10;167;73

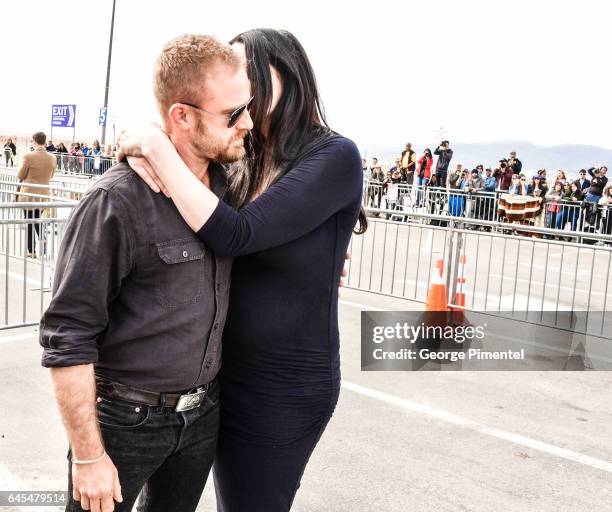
195;134;363;511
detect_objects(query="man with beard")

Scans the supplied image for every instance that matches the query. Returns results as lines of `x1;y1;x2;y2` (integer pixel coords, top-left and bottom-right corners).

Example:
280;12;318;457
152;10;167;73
39;35;253;512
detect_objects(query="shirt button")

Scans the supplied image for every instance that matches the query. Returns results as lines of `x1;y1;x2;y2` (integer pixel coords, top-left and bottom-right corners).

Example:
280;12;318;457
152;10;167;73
216;283;221;292
134;407;141;413
213;323;219;331
182;250;188;258
205;360;212;369
96;397;102;403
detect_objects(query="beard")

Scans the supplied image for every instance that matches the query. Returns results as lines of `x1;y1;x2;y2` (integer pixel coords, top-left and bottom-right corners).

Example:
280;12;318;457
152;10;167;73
191;117;248;164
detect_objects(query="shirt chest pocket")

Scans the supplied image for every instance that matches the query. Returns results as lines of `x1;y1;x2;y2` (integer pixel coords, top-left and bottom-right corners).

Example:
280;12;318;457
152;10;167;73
155;239;207;308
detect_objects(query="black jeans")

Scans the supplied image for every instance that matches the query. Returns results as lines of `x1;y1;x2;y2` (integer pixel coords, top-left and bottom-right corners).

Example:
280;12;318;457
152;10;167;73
66;380;220;512
24;209;41;254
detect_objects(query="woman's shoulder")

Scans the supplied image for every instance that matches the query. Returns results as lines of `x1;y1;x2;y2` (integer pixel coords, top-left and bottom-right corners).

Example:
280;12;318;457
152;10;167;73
300;132;361;163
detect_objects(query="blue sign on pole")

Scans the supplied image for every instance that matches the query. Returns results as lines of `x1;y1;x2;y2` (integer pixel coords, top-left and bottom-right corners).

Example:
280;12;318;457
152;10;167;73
99;107;107;126
51;104;76;128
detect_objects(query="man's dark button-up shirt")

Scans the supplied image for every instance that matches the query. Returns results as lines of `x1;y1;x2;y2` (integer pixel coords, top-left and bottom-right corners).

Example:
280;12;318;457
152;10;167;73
40;162;232;392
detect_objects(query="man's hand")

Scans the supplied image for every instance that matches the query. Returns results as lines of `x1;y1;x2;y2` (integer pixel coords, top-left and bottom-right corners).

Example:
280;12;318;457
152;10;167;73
73;454;122;512
50;366;120;512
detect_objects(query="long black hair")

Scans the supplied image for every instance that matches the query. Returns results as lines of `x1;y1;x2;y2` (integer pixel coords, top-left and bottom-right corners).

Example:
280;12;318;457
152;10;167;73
228;28;367;234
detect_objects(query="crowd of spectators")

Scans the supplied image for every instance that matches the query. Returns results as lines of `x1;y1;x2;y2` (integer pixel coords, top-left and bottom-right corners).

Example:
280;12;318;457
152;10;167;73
44;139;117;175
363;141;611;237
1;136;118;176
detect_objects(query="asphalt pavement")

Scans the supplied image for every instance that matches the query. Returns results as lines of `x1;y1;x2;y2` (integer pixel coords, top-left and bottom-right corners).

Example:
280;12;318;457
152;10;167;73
1;288;611;511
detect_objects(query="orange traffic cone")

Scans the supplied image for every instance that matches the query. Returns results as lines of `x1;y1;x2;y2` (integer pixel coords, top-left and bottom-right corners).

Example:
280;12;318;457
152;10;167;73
426;259;449;312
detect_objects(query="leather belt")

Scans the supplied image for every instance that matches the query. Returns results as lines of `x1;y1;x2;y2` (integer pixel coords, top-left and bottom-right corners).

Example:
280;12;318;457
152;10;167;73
95;377;212;412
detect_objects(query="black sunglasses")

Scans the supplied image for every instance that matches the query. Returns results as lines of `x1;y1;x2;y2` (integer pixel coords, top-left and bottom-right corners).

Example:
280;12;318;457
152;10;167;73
182;96;254;128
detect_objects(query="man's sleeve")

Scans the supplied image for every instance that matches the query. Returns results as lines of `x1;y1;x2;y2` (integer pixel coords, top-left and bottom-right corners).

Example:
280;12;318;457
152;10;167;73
49;155;57;179
17;155;29;181
40;187;134;367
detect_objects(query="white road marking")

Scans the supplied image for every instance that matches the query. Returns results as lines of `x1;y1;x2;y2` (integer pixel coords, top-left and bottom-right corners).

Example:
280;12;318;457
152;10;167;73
390;274;606;298
341;380;612;474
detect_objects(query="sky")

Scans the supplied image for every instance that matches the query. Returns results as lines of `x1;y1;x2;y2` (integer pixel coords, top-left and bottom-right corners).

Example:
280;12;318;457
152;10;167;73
2;0;611;151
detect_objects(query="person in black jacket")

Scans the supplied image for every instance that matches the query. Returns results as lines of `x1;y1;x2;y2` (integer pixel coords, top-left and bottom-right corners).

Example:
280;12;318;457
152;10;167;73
508;151;522;174
434;140;453;186
586;166;608;202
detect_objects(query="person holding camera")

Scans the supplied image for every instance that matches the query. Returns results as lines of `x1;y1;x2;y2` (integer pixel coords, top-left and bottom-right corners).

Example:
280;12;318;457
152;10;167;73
433;140;453;187
508;151;522;174
494;159;513;191
586;166;608;203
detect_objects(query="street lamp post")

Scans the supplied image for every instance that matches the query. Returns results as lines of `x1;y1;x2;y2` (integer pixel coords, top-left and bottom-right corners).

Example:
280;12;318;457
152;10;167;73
110;115;118;146
101;0;116;147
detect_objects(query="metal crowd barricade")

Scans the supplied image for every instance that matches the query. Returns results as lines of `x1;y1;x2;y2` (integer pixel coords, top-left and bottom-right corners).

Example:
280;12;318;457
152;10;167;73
345;208;612;338
0;180;87;206
0;200;78;329
49;152;116;177
362;180;611;237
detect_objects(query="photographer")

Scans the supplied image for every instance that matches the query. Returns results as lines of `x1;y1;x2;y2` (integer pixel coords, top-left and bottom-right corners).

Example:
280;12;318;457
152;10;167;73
586;166;608;202
433;140;453;187
494;159;513;191
508;151;522;174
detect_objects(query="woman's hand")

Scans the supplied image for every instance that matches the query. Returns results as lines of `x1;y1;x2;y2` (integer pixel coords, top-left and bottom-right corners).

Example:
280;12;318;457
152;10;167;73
117;123;173;195
127;156;170;197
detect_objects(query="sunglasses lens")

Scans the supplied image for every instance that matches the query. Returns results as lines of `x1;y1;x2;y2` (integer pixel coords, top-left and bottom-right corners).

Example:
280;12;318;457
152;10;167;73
228;97;253;128
228;106;244;128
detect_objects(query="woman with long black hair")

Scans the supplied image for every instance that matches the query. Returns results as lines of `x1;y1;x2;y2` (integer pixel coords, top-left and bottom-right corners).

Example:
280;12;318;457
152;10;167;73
119;29;366;511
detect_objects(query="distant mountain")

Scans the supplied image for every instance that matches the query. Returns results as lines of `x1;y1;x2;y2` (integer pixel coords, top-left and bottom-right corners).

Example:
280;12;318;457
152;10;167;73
359;141;612;179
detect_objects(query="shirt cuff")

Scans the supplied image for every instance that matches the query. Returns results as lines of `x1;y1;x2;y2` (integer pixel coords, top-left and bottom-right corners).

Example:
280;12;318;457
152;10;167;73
41;347;98;368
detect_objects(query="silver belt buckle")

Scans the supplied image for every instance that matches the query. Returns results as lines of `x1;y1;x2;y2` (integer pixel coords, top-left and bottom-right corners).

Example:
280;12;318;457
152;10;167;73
175;387;207;412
